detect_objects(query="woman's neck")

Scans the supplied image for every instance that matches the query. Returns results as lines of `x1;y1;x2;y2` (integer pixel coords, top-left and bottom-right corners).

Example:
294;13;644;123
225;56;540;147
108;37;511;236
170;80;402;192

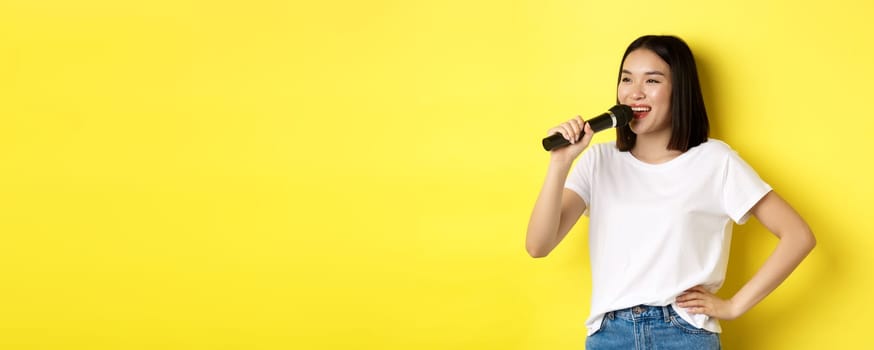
631;133;683;164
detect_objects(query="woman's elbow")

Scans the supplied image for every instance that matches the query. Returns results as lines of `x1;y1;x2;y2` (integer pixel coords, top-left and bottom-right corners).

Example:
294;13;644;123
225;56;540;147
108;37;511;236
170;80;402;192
801;227;817;252
526;242;551;258
789;225;817;254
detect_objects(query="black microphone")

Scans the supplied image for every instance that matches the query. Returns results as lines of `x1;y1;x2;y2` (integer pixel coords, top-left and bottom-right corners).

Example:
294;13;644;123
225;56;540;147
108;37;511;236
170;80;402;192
542;104;633;151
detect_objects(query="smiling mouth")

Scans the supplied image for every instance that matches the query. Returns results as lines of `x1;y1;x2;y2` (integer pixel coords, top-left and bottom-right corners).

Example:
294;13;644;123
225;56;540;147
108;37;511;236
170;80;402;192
631;106;651;113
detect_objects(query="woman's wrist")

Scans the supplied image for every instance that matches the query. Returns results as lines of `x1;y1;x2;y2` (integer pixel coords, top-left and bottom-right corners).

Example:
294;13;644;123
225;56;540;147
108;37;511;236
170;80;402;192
548;152;577;167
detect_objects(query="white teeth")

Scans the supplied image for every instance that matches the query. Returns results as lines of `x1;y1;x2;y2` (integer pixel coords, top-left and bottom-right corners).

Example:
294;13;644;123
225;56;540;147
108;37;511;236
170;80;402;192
631;106;651;112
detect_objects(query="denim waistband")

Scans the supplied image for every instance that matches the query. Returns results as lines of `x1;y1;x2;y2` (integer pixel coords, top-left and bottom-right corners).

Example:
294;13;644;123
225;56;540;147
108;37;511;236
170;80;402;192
606;305;672;323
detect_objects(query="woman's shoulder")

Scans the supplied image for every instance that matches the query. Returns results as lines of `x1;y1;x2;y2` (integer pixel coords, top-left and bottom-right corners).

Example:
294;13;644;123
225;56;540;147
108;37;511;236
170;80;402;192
693;138;735;156
689;139;757;167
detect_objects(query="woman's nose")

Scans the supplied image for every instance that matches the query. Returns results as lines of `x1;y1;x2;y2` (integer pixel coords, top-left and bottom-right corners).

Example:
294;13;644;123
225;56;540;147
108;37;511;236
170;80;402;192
629;85;645;99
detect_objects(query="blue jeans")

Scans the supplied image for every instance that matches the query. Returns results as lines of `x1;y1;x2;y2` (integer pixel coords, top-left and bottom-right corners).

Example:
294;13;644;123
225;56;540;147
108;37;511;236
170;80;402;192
585;305;721;350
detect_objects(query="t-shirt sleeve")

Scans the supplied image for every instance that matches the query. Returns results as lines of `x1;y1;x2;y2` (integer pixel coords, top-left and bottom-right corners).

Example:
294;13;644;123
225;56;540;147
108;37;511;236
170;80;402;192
564;147;595;212
722;150;772;224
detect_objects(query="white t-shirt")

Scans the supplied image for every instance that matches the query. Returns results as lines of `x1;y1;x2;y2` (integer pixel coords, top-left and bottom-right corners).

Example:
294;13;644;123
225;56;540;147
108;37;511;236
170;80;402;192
564;139;771;335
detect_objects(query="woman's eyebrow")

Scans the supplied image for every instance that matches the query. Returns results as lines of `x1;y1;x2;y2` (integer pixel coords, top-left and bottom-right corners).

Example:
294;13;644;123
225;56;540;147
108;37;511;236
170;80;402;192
621;69;667;76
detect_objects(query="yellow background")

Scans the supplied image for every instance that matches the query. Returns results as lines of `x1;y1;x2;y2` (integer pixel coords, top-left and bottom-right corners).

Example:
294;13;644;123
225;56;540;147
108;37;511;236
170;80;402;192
0;0;870;349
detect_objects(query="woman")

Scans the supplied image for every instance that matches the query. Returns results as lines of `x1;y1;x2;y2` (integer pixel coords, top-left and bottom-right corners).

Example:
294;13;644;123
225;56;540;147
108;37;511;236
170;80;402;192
526;35;815;349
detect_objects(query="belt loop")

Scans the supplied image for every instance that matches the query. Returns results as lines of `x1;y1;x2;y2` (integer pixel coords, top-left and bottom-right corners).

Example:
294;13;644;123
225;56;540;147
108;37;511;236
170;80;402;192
662;306;671;323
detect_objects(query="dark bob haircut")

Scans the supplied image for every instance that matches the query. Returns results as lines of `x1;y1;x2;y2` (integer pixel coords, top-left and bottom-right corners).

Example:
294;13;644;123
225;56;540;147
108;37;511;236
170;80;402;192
615;35;709;152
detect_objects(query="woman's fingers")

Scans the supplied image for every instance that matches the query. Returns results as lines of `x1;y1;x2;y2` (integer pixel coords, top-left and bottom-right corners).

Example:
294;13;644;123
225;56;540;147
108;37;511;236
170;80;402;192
545;116;594;155
677;291;700;303
678;296;706;307
548;116;588;144
560;123;576;143
583;121;594;135
546;125;568;143
687;286;709;293
569;116;583;142
677;292;711;314
676;286;738;320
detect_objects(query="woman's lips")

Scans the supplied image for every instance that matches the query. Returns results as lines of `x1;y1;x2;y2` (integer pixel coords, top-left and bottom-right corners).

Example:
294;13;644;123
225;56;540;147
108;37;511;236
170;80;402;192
630;106;651;119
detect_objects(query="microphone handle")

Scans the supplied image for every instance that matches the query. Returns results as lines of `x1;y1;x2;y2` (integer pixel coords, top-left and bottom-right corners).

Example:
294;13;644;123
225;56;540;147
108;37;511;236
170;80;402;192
541;132;576;151
541;111;617;151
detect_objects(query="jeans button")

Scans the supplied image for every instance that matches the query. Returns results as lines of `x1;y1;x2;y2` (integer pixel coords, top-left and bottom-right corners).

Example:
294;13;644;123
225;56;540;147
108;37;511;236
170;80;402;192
633;306;643;314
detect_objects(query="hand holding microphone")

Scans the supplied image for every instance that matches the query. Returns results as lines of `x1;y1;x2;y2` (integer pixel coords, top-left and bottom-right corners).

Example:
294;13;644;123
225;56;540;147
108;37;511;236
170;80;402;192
542;104;633;151
543;116;594;163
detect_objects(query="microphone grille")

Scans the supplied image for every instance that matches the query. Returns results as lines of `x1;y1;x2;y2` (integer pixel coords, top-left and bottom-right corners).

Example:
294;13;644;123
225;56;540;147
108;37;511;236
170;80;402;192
609;104;633;127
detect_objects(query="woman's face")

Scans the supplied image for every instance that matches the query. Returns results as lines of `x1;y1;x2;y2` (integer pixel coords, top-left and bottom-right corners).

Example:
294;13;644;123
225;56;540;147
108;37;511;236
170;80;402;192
617;48;673;138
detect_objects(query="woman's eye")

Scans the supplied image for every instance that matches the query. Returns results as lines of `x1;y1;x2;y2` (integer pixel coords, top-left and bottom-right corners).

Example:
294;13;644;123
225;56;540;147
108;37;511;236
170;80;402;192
621;77;632;83
647;79;661;84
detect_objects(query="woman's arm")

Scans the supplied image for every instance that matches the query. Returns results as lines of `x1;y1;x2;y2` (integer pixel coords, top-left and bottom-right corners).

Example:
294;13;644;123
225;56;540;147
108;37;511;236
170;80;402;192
525;118;593;258
526;175;587;258
677;190;816;319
